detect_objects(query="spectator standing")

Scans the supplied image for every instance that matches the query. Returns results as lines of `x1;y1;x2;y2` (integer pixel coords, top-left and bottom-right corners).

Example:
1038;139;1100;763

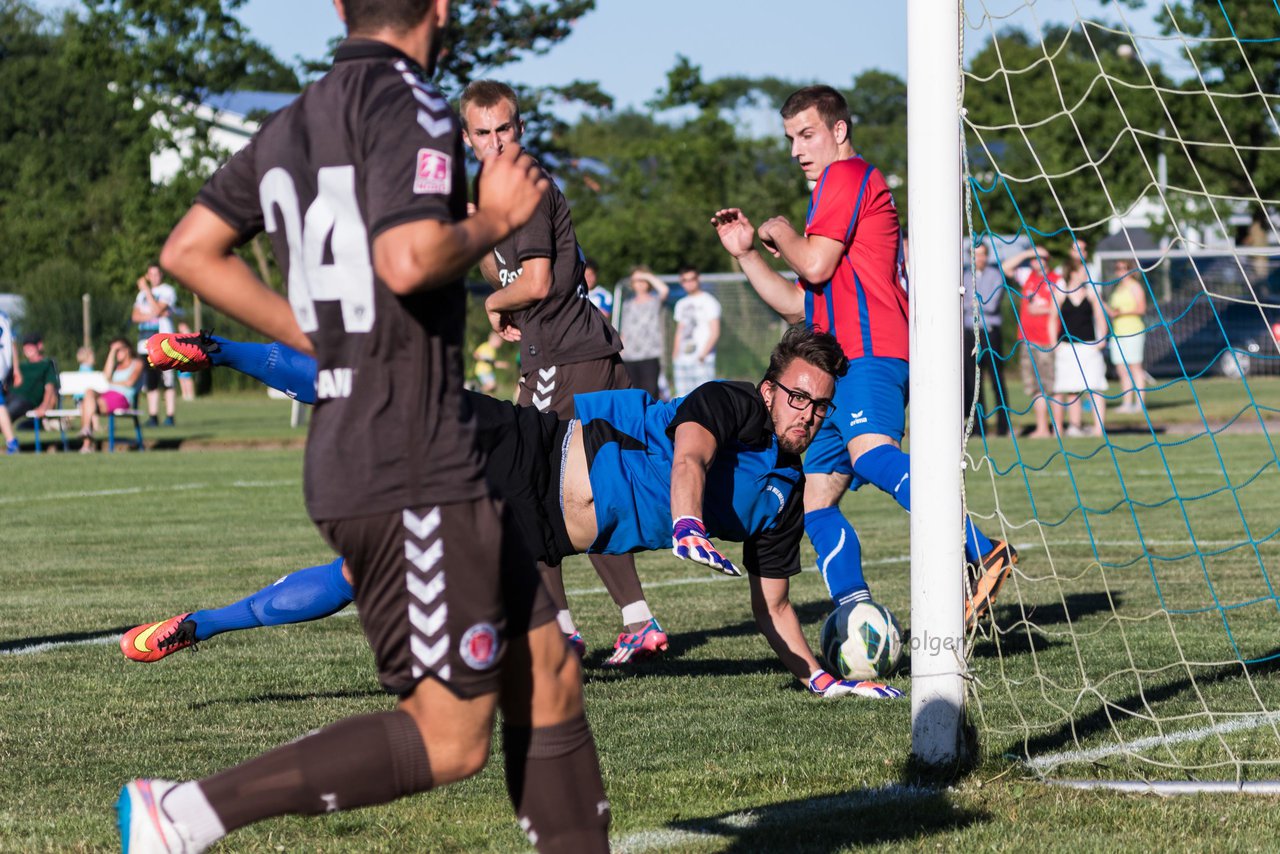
584;258;613;321
671;266;720;396
1006;246;1058;438
1107;258;1148;412
3;333;58;436
78;338;143;453
619;266;669;397
1049;254;1109;436
963;242;1012;435
0;307;19;453
132;263;179;426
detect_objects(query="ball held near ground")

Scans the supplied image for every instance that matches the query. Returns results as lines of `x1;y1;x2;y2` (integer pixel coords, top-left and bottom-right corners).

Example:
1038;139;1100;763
820;600;904;681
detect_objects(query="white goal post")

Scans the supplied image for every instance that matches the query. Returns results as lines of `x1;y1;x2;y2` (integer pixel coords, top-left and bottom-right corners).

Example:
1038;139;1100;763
907;0;968;767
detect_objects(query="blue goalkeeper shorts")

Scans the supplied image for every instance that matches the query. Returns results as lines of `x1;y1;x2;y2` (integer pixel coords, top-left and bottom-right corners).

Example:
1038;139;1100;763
803;356;908;486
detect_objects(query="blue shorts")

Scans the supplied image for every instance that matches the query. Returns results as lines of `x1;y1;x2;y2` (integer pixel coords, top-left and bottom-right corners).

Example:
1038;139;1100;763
803;356;908;485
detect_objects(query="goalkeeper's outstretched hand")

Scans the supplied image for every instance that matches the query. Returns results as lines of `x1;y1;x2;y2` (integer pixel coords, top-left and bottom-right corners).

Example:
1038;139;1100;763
808;670;904;700
672;516;739;577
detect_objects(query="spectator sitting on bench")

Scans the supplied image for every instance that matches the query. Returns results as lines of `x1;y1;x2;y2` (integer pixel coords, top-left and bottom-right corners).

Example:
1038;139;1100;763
79;338;142;454
5;333;58;429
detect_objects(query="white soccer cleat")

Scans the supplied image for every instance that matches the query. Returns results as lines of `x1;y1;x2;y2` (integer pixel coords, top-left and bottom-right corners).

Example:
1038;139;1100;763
117;779;204;853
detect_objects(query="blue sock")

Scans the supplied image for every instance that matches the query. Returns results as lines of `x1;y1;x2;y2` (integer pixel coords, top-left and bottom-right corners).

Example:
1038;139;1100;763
209;337;318;404
188;556;353;641
852;444;912;512
804;507;871;605
966;518;995;565
851;444;994;563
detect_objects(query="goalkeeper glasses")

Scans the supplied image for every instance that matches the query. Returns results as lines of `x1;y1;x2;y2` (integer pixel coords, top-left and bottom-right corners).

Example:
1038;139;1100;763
770;380;832;418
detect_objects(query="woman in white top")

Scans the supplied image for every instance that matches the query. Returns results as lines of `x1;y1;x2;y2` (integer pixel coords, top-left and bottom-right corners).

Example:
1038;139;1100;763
79;338;143;453
1048;254;1109;437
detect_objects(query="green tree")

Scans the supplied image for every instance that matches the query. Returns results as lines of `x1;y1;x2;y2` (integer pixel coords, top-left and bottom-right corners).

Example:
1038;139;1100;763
1160;1;1280;244
963;21;1176;253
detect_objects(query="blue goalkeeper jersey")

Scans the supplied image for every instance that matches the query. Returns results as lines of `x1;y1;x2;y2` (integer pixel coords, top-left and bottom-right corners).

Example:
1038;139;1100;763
575;381;805;577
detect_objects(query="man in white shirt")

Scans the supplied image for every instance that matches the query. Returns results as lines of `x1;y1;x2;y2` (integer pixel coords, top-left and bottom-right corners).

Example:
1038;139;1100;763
671;266;721;396
133;263;178;426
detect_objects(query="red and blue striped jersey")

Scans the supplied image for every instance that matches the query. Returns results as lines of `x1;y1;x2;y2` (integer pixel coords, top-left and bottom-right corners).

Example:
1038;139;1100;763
799;156;909;362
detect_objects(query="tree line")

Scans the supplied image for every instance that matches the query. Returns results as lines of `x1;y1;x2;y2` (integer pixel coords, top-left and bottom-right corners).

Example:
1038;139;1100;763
3;0;1269;371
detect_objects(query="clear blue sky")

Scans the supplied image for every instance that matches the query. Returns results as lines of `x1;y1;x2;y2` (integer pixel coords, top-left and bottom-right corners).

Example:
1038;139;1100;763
32;0;1177;109
233;0;908;109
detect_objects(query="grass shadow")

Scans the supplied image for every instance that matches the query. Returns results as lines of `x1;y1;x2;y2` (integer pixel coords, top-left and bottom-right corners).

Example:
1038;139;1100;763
631;785;984;853
1008;643;1280;761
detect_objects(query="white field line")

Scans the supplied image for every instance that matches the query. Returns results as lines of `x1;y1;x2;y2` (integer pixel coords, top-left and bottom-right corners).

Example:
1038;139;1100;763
1027;711;1280;773
0;479;295;506
1;634;121;656
610;784;935;853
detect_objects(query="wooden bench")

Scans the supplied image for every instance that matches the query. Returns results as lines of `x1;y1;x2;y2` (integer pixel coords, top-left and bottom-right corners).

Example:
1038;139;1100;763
27;371;145;453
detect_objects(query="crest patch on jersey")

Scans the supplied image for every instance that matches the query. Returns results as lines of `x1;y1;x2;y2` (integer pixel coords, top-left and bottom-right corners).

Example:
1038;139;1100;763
459;623;499;670
414;148;452;195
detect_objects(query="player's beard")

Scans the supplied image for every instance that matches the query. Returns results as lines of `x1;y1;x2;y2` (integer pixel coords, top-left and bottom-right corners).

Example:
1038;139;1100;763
773;415;813;456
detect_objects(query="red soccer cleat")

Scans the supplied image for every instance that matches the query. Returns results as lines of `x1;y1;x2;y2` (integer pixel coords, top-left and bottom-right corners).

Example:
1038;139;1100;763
146;331;218;372
121;614;197;663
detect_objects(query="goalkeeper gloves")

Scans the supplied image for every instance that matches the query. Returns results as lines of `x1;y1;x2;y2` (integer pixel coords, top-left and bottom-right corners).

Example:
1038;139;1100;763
672;516;740;577
808;669;904;700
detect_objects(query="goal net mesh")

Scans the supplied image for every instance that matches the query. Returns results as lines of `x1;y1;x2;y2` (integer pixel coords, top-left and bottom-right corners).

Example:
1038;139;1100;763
961;0;1280;782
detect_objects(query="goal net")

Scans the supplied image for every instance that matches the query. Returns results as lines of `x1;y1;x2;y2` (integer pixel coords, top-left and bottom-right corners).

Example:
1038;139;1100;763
959;0;1280;785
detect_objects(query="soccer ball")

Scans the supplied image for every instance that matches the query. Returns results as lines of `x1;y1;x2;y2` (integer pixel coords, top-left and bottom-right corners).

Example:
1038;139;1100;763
820;601;904;681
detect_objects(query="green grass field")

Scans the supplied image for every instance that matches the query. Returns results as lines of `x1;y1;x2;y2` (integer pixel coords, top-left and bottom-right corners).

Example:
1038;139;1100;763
4;386;1280;852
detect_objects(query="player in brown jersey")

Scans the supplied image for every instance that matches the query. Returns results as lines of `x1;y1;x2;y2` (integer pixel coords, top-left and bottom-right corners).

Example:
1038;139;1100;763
461;79;667;665
115;2;609;852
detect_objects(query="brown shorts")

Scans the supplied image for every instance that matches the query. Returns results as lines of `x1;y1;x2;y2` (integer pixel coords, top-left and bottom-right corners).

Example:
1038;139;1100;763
1020;343;1056;397
518;354;631;420
318;496;555;699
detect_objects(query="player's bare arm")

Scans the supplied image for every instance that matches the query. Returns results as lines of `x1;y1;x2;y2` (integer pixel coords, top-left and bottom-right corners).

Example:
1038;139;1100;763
161;205;313;355
670;420;717;520
374;145;548;295
757;215;845;284
749;574;822;681
478;249;500;287
484;255;550;327
712;208;805;323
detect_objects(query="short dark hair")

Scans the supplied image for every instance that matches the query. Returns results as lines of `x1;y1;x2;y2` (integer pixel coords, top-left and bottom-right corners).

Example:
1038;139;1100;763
584;257;599;273
763;324;848;385
780;85;852;135
459;80;521;129
678;265;699;277
343;0;433;34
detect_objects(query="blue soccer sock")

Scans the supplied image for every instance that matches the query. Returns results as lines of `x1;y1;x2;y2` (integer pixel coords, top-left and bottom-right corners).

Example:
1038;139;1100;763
851;443;995;563
188;556;353;641
804;507;871;605
209;337;318;405
852;444;912;512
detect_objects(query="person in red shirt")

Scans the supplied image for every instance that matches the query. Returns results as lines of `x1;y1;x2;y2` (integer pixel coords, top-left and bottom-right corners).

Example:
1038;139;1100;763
1003;245;1058;438
713;85;1016;630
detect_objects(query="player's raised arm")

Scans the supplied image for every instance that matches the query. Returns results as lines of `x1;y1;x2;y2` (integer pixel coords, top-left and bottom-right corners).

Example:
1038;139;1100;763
375;145;548;295
669;419;739;577
757;215;845;285
711;208;805;323
161;205;312;355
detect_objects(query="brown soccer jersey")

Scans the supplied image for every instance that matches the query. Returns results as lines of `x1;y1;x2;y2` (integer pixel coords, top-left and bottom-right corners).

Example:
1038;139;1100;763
196;39;487;520
488;171;620;371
